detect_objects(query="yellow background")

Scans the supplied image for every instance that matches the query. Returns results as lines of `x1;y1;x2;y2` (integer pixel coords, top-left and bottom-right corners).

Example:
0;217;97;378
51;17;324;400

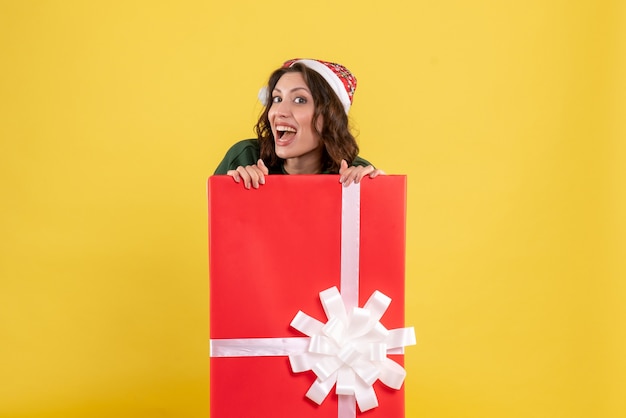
1;1;624;417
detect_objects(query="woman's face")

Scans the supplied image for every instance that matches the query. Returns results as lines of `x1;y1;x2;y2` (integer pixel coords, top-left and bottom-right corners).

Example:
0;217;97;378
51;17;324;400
268;72;323;171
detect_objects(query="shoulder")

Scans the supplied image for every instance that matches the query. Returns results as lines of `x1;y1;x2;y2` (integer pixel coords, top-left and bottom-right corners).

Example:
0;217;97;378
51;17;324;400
222;138;260;156
352;155;373;167
214;139;261;174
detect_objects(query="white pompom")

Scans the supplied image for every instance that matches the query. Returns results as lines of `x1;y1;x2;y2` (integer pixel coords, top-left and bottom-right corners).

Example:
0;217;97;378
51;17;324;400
258;86;269;106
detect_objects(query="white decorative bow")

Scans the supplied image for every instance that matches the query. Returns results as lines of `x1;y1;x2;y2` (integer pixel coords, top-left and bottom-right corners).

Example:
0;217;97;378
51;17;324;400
289;286;416;412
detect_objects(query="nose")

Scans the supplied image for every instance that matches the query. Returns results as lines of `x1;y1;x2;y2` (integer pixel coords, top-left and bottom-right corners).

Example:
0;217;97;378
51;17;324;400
270;99;291;117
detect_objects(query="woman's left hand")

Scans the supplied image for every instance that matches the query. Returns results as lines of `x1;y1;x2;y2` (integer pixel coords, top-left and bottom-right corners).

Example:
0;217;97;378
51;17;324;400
339;160;385;187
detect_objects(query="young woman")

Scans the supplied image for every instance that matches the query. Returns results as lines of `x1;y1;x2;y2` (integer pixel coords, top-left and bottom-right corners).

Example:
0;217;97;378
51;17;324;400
214;58;384;188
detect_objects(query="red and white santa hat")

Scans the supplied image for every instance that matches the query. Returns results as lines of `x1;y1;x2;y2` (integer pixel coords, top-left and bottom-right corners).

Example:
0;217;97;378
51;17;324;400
259;58;357;114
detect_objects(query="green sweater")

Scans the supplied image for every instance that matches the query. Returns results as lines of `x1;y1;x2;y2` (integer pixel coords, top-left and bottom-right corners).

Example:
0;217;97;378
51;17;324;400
214;139;373;175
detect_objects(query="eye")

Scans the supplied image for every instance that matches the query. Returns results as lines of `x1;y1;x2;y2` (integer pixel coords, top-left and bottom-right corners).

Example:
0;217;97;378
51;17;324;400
272;96;282;103
294;97;307;104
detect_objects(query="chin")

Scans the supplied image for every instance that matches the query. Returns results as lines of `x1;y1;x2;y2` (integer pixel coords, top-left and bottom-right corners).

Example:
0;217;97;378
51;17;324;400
274;144;298;158
276;152;295;160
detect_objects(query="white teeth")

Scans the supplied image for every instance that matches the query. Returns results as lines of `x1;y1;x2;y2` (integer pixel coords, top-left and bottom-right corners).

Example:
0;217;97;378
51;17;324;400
276;125;296;132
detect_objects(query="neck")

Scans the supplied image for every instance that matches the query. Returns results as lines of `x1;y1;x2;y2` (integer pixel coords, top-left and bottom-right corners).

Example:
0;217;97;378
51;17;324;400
283;157;322;175
282;145;324;174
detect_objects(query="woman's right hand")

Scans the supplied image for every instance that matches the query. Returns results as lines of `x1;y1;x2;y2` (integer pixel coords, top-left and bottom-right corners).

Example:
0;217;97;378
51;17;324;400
227;159;269;189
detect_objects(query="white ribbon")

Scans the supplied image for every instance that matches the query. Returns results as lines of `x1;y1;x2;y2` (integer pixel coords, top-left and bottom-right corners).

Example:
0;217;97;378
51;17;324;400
289;286;416;413
209;182;416;417
210;337;309;357
340;180;360;310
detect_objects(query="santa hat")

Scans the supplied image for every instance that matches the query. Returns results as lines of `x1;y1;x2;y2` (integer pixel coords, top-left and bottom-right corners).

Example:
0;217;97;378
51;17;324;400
259;58;357;114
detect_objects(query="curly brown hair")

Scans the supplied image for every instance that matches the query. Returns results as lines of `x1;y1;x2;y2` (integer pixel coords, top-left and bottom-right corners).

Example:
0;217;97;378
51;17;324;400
254;63;359;173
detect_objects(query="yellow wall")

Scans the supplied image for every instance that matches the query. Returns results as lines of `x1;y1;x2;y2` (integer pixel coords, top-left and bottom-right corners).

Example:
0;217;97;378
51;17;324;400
1;1;624;417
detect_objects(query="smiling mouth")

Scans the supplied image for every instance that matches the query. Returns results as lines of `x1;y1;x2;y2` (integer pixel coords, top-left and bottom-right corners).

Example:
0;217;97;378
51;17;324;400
276;125;297;141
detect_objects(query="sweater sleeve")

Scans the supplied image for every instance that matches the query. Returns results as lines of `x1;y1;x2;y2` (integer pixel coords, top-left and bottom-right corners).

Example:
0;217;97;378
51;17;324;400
352;155;374;167
213;139;261;175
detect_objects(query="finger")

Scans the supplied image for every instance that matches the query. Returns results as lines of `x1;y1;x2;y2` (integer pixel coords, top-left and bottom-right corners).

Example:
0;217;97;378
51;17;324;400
339;160;350;184
243;165;261;189
246;165;264;189
236;166;253;189
226;170;241;183
352;165;374;184
369;169;386;178
342;166;372;186
339;159;349;174
256;159;268;185
341;166;360;187
257;159;269;175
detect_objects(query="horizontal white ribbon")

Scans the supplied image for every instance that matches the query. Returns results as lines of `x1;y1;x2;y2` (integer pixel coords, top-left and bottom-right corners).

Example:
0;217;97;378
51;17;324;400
210;337;406;357
210;337;309;357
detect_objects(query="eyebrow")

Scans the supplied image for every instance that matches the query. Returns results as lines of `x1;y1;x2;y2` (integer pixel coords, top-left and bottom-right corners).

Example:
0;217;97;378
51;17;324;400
272;87;311;94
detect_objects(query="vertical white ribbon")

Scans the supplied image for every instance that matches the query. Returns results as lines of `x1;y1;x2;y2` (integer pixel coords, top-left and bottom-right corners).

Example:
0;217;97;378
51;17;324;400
339;183;361;418
340;183;360;310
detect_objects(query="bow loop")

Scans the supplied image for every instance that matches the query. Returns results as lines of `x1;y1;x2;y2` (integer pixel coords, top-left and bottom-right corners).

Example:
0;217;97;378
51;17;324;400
289;286;416;412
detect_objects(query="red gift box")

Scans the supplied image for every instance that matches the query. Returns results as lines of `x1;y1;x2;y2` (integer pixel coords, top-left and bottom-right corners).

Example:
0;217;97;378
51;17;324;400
208;175;412;417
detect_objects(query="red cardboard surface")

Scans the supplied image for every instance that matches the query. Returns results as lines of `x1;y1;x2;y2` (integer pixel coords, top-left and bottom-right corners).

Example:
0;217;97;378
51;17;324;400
209;175;407;417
